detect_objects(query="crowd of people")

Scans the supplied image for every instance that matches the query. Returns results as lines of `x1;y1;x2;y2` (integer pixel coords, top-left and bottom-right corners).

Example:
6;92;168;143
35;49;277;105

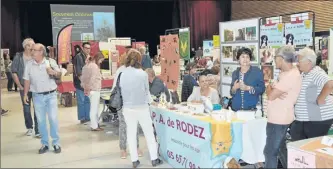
2;36;333;168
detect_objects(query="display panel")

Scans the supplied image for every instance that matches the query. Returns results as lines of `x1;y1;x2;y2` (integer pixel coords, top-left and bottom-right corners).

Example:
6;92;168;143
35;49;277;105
50;4;116;45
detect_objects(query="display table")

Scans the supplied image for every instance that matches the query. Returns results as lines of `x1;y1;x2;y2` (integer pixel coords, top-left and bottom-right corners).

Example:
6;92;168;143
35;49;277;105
150;107;267;168
287;136;333;168
57;79;114;93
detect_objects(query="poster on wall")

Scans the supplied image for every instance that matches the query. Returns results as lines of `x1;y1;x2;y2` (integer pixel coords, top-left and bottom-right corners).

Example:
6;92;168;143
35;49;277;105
260;48;275;65
57;24;73;64
285;20;313;46
221;64;239;84
221;43;258;63
260;23;284;48
203;40;214;57
179;28;190;61
160;35;180;91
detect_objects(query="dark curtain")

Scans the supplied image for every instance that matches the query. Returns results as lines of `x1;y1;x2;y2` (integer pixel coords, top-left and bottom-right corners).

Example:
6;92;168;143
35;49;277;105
1;0;23;57
178;0;231;49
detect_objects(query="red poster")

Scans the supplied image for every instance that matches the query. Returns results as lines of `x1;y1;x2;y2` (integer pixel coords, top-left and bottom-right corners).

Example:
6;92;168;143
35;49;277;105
71;40;100;58
57;24;73;64
160;35;180;91
132;42;146;49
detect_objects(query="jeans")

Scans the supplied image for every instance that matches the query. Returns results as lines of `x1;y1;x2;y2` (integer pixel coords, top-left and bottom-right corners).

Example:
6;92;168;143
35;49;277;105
89;91;100;129
76;88;90;121
19;90;39;134
32;91;60;146
264;122;289;168
123;105;158;162
6;72;17;91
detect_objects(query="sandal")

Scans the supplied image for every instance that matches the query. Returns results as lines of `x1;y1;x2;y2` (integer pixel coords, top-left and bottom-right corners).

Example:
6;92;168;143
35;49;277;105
91;127;104;131
121;151;127;159
138;149;143;157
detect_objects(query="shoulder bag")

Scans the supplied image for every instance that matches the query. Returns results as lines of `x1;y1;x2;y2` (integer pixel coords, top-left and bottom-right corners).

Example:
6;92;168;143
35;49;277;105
109;72;123;110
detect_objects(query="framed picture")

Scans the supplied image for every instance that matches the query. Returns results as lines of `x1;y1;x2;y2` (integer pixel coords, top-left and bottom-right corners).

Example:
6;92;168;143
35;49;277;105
221;64;239;84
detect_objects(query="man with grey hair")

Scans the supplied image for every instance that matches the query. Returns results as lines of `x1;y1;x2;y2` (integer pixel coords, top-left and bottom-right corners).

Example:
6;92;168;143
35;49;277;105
23;43;62;154
292;47;333;140
11;38;39;137
264;46;302;168
145;68;170;102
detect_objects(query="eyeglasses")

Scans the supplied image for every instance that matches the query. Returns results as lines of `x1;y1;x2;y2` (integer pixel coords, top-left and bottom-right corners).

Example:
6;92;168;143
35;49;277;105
84;47;91;50
30;49;42;52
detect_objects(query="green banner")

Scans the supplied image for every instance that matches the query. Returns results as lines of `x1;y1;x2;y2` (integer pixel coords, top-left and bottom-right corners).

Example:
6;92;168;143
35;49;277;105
179;29;190;60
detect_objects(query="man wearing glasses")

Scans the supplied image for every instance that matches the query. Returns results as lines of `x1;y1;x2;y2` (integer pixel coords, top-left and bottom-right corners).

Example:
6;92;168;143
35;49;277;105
73;42;91;124
11;38;39;137
23;43;62;154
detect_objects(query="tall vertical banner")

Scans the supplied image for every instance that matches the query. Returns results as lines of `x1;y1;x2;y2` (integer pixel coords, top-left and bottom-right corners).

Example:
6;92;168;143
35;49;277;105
179;28;190;61
260;23;284;48
57;24;74;64
160;35;180;91
285;20;313;46
203;40;214;57
213;35;220;48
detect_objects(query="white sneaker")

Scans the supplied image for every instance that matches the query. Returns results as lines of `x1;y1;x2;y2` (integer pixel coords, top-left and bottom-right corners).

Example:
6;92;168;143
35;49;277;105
35;133;41;138
26;129;33;136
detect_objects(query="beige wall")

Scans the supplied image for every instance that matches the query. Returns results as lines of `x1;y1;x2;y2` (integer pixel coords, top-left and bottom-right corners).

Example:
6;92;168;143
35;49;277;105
232;0;333;32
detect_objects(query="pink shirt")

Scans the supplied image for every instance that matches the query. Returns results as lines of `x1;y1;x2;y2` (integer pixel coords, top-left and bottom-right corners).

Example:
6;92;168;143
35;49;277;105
81;62;102;91
267;68;301;125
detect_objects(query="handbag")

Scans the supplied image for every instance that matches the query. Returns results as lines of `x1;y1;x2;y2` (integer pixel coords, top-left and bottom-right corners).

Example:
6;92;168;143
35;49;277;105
109;72;123;110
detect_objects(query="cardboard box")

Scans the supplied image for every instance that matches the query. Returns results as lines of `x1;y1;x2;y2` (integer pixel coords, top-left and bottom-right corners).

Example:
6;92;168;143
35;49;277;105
288;136;333;168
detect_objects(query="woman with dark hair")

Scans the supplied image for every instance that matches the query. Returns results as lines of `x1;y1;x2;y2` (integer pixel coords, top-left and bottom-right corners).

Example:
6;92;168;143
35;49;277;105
81;52;105;131
119;49;163;168
285;34;294;45
230;47;265;168
260;35;268;48
231;47;265;111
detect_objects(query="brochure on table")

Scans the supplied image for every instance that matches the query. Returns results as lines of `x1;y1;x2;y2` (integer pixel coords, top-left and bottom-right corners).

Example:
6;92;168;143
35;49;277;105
219;18;260;97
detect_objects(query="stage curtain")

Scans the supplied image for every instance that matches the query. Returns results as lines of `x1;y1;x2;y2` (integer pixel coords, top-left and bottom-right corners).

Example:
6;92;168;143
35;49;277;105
1;0;22;56
178;0;231;49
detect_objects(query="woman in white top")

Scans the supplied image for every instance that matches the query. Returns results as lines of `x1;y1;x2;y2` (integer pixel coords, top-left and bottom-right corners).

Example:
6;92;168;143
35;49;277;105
113;51;142;159
187;75;220;104
119;49;163;168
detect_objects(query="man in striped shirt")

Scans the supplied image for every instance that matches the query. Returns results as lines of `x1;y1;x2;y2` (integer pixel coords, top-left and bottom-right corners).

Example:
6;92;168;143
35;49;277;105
292;47;333;141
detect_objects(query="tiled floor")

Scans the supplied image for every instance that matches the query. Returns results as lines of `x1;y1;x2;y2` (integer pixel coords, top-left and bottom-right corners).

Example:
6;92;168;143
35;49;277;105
1;89;171;168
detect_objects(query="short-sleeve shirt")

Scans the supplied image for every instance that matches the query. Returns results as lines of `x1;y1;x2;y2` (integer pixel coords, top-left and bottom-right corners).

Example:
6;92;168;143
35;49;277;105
267;68;302;125
23;58;60;93
295;66;333;121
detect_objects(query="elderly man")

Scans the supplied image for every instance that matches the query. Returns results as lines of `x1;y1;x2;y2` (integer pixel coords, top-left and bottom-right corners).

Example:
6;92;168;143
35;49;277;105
145;68;170;102
11;38;39;137
73;42;91;124
264;46;302;168
23;43;62;154
293;47;333;140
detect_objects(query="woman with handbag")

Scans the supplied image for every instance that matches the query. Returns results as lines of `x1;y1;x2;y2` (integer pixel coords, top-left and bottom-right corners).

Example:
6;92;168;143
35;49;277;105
81;52;105;131
118;49;163;168
112;51;142;159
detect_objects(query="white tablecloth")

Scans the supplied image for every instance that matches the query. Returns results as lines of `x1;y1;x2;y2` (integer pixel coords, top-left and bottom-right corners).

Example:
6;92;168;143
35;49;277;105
240;118;267;164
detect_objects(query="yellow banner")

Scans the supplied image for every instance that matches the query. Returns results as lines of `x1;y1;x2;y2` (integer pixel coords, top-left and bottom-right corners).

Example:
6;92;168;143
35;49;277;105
213;35;220;48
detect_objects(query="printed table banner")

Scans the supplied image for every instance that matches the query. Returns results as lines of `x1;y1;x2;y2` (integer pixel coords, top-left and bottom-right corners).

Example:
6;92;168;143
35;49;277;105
285;20;313;46
151;107;243;168
57;24;73;64
179;28;190;61
260;23;284;47
203;40;214;57
213;35;220;48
